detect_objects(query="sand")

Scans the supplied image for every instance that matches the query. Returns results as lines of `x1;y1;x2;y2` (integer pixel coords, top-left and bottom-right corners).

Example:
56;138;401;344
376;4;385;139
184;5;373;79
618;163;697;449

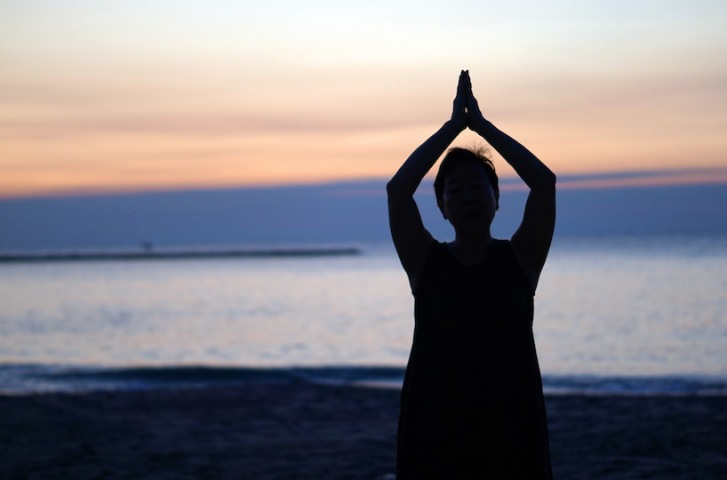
2;384;726;479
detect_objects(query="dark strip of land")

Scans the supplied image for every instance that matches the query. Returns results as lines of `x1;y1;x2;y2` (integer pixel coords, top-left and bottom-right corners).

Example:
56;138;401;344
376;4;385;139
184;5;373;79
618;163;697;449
0;247;361;263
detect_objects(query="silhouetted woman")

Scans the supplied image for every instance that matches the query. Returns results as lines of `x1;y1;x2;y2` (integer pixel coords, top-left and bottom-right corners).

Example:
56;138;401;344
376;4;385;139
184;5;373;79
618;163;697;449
387;71;556;479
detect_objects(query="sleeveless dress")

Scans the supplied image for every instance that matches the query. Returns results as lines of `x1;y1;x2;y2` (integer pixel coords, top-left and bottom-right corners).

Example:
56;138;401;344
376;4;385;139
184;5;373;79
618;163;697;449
396;240;552;479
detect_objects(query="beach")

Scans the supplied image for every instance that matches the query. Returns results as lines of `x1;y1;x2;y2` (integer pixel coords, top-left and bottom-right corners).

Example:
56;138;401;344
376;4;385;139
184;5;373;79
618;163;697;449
2;384;726;479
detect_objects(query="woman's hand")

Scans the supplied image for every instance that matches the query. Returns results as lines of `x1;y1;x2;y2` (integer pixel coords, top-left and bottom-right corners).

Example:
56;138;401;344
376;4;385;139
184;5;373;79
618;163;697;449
464;72;487;133
450;70;468;132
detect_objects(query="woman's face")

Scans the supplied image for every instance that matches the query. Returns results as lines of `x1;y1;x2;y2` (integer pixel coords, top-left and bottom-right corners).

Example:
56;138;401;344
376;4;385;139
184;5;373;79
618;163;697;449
441;162;497;233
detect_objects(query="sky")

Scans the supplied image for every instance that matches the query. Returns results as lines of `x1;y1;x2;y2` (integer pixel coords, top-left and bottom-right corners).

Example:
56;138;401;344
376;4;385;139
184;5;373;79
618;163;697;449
2;0;727;198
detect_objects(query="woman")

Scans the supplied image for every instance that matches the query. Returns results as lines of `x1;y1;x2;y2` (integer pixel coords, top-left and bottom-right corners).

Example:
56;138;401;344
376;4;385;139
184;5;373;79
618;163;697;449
387;71;556;479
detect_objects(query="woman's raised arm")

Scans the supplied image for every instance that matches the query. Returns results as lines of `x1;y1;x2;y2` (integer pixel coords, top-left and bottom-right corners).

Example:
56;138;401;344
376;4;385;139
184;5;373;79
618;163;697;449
387;71;468;291
465;74;556;291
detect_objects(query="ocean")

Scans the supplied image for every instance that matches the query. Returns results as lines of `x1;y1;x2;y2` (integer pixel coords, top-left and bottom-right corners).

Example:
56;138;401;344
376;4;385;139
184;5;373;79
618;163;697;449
1;235;726;395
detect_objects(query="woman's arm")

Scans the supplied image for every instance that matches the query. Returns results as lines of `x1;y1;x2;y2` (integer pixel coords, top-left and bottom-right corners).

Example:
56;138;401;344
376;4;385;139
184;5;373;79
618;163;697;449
466;75;556;291
387;71;468;291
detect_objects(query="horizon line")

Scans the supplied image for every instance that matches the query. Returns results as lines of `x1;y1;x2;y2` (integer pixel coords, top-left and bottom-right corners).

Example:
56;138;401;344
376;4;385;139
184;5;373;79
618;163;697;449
2;167;726;201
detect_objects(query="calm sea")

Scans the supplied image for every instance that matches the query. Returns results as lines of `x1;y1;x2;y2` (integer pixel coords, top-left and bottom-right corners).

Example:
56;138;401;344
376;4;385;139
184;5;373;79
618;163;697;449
1;235;726;395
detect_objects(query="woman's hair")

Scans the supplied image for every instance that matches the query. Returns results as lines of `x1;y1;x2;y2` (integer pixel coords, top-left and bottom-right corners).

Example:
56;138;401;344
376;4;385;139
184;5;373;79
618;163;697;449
434;146;499;212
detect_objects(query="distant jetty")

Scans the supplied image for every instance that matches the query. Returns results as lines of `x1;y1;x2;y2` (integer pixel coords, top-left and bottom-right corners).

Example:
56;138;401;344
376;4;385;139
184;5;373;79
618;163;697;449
0;247;362;263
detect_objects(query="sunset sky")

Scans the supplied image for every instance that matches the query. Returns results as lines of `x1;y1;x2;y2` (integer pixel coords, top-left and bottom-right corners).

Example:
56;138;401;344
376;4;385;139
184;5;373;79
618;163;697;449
2;0;726;198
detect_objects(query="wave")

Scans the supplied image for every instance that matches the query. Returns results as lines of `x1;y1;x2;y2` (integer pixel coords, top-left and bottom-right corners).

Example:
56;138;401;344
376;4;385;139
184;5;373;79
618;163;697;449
541;375;727;397
2;364;727;397
0;365;403;395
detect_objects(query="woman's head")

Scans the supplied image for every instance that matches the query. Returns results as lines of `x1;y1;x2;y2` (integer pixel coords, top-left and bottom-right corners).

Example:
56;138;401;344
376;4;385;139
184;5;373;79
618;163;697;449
434;147;499;221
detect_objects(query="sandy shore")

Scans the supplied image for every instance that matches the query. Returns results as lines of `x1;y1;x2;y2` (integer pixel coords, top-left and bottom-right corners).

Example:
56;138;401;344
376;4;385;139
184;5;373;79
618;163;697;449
2;384;726;479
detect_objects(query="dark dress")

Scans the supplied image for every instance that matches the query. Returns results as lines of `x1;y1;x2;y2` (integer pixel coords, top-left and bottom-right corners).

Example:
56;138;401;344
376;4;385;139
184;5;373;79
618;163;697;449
396;240;552;479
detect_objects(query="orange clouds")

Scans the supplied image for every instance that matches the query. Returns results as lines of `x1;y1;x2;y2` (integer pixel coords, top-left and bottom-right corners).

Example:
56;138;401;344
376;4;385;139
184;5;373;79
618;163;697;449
2;2;726;198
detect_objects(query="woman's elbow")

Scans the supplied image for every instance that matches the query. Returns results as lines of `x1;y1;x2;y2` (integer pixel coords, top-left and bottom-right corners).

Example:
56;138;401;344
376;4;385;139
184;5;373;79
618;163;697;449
546;170;557;188
386;178;411;198
385;178;397;194
529;169;556;192
540;169;556;190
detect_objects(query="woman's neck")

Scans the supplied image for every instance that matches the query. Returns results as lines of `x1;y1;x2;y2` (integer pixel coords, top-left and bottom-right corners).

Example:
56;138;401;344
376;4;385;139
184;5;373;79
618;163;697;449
449;231;493;265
